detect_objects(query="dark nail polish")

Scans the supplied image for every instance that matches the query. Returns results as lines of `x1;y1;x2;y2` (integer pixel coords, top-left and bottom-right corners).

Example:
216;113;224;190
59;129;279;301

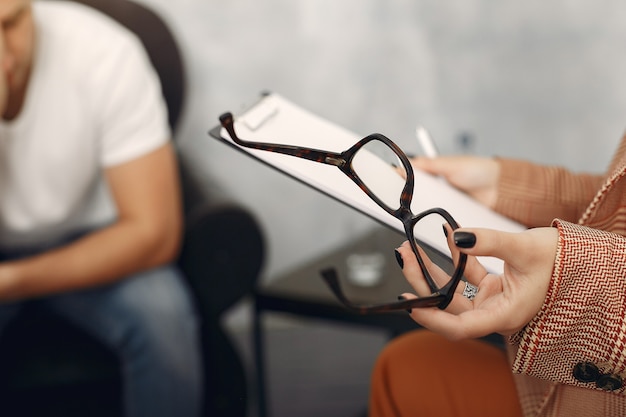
397;295;412;314
394;249;404;269
454;231;476;248
442;224;448;238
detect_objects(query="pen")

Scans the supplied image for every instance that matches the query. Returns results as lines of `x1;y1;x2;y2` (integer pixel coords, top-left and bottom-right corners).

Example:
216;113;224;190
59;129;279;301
415;125;438;159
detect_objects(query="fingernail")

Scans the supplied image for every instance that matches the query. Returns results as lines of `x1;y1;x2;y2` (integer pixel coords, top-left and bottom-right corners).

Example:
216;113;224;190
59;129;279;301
442;224;448;238
397;295;412;314
454;231;476;248
394;249;404;269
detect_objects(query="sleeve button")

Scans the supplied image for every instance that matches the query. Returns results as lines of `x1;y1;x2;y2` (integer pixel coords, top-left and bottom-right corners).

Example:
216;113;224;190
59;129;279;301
573;361;600;383
596;374;623;391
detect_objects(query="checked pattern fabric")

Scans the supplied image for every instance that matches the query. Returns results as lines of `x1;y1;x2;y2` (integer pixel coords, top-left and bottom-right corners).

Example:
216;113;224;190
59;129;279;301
491;135;626;417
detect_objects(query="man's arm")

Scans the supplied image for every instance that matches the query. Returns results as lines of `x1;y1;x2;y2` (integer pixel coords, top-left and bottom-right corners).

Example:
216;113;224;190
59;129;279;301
0;142;183;301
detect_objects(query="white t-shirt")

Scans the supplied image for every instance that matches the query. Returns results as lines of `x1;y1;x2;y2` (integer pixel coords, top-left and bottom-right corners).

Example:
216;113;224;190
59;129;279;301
0;1;170;250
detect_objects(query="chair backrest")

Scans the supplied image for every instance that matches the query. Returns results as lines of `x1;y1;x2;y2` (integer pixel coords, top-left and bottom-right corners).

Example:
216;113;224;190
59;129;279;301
68;0;186;132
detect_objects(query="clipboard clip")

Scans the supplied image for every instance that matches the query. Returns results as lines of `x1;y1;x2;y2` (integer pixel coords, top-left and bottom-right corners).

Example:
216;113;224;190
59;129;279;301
241;101;279;131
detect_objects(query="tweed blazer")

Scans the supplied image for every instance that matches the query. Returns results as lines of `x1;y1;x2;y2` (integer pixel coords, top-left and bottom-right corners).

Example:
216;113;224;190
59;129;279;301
492;134;626;416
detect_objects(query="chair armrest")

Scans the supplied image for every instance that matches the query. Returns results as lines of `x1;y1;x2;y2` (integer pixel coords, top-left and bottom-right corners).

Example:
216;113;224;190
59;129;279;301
176;161;265;318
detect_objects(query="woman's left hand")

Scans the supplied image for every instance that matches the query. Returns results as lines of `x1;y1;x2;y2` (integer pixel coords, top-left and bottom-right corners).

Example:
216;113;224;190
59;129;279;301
397;226;559;340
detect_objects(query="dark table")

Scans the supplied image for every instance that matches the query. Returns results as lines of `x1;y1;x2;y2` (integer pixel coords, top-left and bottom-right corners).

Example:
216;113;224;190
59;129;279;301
252;226;503;417
252;226;419;417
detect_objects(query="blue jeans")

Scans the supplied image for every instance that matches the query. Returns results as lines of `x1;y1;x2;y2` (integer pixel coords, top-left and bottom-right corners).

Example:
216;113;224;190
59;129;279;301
0;261;203;417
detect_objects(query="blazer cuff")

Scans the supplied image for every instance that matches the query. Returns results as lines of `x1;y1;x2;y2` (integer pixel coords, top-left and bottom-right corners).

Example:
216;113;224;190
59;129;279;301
511;220;626;393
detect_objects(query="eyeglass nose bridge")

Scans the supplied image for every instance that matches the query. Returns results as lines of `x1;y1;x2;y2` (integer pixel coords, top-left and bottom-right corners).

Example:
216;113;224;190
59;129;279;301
396;207;414;223
402;214;457;294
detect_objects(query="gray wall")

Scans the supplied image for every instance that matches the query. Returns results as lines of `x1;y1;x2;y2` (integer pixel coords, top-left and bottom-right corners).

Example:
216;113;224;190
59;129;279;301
138;0;626;281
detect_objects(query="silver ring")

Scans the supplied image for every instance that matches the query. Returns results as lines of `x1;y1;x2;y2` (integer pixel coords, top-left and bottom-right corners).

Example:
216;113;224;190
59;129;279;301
462;282;479;301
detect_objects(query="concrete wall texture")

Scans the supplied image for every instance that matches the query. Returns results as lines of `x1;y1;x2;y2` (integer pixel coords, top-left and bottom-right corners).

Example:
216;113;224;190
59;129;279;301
138;0;626;280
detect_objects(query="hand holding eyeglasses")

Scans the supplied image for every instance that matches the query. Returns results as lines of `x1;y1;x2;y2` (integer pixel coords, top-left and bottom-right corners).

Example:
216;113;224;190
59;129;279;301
397;226;558;339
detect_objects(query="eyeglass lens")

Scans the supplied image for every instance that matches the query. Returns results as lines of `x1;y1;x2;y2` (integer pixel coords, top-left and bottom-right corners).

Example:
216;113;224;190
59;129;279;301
352;141;459;295
219;113;464;312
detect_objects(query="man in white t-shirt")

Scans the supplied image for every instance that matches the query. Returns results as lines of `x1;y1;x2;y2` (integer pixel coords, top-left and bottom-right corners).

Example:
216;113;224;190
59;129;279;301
0;1;202;416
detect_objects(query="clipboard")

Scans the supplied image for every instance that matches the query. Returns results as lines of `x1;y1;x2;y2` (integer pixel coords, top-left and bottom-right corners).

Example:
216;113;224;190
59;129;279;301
209;92;525;273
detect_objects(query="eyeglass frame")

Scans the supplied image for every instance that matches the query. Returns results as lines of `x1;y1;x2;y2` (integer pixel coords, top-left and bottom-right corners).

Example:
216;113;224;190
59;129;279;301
219;112;467;313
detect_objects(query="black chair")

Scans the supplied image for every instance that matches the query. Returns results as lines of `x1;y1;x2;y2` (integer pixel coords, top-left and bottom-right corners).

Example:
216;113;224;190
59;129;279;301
0;1;265;416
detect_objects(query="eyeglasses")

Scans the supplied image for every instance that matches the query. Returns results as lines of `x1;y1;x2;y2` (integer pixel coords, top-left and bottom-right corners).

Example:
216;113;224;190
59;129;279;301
219;112;467;313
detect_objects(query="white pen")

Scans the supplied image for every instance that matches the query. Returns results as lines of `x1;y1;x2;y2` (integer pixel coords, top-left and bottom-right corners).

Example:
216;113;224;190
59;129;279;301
415;125;439;159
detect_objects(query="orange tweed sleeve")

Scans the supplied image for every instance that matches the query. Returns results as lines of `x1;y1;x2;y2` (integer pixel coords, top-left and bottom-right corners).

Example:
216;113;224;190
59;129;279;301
494;159;603;228
511;219;626;394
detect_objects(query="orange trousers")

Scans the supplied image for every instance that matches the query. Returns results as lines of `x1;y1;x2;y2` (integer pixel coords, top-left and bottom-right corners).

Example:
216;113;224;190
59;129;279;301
369;329;523;417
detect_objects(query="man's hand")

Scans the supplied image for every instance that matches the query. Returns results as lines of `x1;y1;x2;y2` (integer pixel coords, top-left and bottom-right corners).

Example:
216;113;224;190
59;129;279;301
0;143;182;301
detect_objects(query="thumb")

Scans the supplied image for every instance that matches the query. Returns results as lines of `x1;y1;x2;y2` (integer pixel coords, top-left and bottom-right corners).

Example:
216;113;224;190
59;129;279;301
453;226;559;275
452;228;531;270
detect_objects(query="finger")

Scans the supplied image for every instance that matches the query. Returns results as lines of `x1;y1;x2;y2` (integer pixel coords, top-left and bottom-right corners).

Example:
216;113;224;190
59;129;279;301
398;290;474;318
397;241;452;296
454;226;560;279
409;305;506;340
462;254;489;286
398;245;478;316
453;228;529;270
399;280;476;316
439;284;475;315
443;223;488;285
399;232;486;307
443;222;461;265
411;157;445;177
396;242;434;296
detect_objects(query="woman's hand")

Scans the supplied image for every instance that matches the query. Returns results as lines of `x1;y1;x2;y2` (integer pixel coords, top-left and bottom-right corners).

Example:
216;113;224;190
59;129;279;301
408;156;500;208
397;226;558;340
